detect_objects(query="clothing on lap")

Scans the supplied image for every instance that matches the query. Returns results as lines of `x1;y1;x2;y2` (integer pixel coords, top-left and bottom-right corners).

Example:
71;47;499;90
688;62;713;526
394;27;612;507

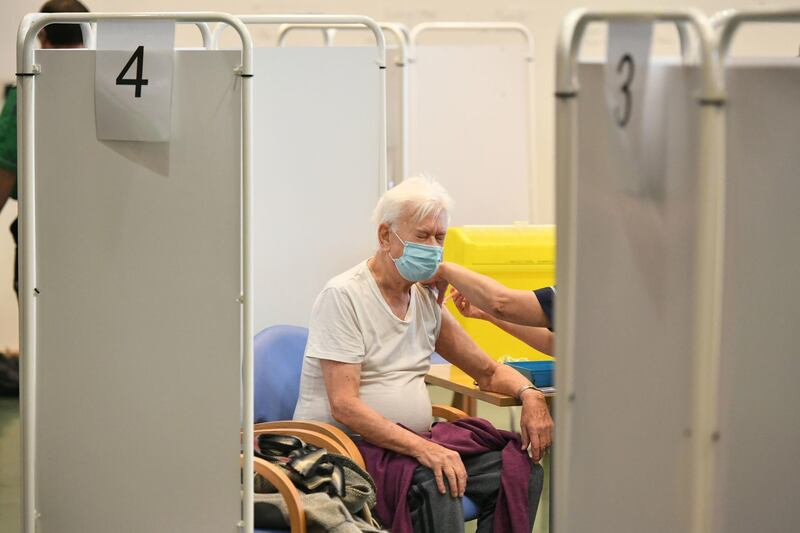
356;417;542;533
409;450;543;533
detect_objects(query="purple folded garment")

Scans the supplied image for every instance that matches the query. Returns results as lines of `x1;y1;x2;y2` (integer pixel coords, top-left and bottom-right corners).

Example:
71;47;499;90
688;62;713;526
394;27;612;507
356;417;532;533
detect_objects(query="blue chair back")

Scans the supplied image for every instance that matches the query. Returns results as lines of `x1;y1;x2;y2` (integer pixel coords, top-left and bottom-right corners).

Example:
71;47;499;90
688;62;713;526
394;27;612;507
254;325;309;423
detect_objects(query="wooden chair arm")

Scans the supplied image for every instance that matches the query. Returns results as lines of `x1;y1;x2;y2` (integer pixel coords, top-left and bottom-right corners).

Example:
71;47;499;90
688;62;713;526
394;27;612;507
246;456;306;533
432;404;470;422
255;427;356;459
255;420;366;469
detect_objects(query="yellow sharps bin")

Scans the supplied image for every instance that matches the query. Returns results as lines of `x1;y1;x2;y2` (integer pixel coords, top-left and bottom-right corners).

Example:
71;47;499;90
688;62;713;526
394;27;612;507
443;225;555;362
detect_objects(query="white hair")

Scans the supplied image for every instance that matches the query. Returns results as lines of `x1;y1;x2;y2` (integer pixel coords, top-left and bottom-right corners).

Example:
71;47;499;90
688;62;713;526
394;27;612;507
372;175;454;229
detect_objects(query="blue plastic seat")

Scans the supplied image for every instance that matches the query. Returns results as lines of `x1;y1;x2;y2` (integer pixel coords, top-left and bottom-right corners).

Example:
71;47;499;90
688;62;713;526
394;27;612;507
254;324;308;423
254;325;480;528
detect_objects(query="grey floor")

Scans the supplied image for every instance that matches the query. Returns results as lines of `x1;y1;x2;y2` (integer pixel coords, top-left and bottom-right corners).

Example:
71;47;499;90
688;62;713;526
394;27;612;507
0;389;548;533
0;397;21;532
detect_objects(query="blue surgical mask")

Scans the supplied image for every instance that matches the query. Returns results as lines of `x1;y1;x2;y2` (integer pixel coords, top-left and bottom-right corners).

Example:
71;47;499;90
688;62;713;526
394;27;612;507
390;231;444;281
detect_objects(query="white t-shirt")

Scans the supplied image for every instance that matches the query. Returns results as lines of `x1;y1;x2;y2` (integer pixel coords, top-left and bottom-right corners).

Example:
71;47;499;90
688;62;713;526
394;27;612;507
293;260;442;434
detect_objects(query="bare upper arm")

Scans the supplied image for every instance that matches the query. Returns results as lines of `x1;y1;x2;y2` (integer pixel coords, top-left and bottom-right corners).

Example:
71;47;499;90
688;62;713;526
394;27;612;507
319;359;361;406
434;306;498;388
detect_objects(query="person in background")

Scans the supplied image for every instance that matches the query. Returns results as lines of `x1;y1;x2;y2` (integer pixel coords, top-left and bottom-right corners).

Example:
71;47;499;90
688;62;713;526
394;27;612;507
0;0;90;396
434;262;556;355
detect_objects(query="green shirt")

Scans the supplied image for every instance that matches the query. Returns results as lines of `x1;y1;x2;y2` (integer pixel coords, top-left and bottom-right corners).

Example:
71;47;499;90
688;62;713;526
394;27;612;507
0;87;17;200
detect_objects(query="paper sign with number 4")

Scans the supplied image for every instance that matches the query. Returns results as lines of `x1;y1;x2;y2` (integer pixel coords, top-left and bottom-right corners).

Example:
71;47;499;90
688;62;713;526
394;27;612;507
95;21;175;142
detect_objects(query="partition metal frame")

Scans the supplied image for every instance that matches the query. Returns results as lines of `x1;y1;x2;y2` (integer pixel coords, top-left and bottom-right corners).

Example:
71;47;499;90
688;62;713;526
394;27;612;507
408;21;538;221
275;21;409;50
275;21;408;179
554;9;726;533
715;7;800;57
409;21;534;54
80;21;214;49
211;15;388;194
16;12;255;533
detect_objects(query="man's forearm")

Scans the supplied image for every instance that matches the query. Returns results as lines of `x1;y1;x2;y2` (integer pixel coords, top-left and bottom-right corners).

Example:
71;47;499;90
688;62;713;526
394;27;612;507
482;362;542;400
331;396;429;457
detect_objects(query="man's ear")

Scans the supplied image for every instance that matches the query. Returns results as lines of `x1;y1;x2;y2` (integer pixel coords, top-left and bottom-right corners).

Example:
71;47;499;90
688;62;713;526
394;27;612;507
377;223;392;251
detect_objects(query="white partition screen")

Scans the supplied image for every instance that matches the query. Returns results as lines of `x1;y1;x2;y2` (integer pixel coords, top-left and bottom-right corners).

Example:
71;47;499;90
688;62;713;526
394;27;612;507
560;62;702;533
714;59;800;533
33;49;243;532
253;46;382;330
409;44;532;225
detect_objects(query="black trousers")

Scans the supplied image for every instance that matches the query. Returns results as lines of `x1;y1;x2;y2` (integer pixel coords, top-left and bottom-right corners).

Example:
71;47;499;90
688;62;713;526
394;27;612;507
408;450;544;533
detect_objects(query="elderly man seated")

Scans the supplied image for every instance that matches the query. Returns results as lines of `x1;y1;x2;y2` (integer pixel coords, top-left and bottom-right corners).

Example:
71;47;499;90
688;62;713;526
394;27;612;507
294;177;553;533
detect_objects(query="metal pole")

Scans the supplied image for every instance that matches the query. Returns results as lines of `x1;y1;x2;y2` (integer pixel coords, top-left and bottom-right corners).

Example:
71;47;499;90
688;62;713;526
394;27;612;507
716;7;800;59
79;21;214;49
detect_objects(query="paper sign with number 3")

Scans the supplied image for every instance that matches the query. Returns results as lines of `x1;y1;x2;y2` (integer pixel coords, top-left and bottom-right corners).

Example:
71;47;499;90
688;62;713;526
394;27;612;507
95;21;175;142
603;21;654;196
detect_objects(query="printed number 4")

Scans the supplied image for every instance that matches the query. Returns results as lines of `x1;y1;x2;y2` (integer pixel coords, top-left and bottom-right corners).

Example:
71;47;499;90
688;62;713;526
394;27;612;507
616;53;634;127
116;45;149;98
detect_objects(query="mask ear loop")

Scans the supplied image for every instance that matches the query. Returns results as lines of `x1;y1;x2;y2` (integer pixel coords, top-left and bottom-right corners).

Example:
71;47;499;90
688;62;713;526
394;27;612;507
387;230;407;263
392;230;407;246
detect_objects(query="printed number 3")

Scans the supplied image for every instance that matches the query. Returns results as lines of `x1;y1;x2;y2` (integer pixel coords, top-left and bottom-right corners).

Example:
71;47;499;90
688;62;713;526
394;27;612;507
116;45;149;98
616;53;634;127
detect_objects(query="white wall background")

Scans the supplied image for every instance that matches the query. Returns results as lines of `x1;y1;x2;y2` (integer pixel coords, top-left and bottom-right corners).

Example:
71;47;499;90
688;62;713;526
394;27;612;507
0;0;798;350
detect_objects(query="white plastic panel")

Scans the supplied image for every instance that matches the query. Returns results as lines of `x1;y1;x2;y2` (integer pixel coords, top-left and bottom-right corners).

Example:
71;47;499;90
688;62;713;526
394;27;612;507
252;47;381;331
34;49;242;532
714;59;800;533
409;44;532;225
561;62;701;533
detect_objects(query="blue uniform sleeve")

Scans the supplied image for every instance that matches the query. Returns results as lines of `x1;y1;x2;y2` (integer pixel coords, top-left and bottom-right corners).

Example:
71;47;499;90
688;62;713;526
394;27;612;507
533;286;556;330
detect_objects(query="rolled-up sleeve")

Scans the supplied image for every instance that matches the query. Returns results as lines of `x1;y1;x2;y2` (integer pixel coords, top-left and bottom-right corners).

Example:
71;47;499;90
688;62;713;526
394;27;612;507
533;285;556;330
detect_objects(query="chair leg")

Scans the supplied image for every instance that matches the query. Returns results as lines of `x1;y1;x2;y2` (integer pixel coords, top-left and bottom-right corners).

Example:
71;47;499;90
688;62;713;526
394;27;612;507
452;392;478;416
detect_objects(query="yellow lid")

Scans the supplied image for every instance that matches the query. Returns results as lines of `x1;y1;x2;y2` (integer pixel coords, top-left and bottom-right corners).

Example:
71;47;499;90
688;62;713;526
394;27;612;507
444;225;555;269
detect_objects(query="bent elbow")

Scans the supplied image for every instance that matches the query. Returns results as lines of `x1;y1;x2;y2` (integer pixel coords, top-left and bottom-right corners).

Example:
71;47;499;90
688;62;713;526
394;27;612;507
328;397;354;426
474;360;498;391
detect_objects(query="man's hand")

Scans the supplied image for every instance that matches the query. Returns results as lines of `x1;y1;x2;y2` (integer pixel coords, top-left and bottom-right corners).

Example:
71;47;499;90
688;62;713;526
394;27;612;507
450;288;490;320
412;439;467;497
519;389;553;462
